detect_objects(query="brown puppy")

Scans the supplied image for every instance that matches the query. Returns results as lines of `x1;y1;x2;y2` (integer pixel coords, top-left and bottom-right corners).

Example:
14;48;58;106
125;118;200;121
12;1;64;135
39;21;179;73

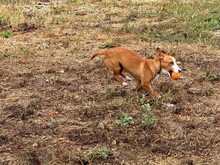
91;47;181;98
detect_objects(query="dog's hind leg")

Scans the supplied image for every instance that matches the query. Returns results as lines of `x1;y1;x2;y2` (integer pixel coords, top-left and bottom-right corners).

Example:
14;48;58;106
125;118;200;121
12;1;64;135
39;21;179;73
104;59;127;85
119;63;132;81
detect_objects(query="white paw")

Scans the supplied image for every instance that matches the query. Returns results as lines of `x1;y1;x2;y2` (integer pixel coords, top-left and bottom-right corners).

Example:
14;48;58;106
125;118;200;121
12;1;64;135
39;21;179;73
122;82;128;86
125;76;132;81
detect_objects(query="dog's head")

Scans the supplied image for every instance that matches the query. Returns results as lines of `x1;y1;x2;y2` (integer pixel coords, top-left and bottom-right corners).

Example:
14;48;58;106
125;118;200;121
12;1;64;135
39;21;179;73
156;48;181;77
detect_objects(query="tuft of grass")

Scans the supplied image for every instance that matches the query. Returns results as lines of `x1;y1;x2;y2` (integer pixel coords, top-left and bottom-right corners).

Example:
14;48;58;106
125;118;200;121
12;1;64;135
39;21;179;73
148;1;220;47
116;1;220;48
141;103;157;128
199;70;220;82
0;15;9;25
100;38;117;48
0;29;13;38
88;147;110;160
0;52;17;60
115;114;134;126
0;15;13;38
19;47;33;56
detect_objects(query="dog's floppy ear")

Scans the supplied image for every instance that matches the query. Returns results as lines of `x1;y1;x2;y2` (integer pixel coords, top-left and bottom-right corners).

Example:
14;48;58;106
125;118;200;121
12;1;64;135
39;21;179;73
156;48;164;59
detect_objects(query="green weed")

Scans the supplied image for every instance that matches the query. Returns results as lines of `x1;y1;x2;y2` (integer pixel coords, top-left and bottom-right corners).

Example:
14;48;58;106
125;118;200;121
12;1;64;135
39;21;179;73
155;91;172;106
202;70;220;82
0;16;9;25
115;114;134;126
124;95;136;107
19;47;33;56
88;147;110;160
0;29;13;38
0;15;13;38
0;52;17;60
141;103;157;128
100;38;117;48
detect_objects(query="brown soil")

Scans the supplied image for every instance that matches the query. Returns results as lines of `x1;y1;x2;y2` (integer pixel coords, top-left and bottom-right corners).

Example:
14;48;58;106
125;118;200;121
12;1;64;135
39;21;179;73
0;1;220;165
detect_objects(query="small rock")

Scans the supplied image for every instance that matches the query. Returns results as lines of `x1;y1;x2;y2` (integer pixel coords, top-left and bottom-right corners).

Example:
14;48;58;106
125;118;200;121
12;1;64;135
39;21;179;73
32;143;38;147
187;88;202;94
106;124;114;131
112;140;116;145
97;122;105;129
59;69;65;73
179;76;186;79
164;103;175;107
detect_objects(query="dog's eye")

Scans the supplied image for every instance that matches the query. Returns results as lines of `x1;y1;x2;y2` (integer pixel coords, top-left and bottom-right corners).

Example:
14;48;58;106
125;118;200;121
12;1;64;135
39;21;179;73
170;61;174;65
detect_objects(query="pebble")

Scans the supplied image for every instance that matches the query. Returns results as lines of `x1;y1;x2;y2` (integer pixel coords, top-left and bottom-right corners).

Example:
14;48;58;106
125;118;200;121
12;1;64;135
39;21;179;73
97;122;105;129
187;88;202;94
164;103;175;107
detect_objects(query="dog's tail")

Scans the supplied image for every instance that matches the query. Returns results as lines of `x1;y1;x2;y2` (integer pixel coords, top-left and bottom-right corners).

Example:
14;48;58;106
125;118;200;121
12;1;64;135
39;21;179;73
91;49;107;60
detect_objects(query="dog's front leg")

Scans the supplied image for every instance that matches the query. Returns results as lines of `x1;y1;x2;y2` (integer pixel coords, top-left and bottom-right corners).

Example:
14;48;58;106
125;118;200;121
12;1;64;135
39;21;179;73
142;82;159;98
135;80;142;92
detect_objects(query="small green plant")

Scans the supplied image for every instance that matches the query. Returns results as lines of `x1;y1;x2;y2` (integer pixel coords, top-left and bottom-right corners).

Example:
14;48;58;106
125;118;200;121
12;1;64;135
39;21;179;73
124;95;136;107
19;47;33;56
0;29;13;38
0;16;8;25
115;114;134;126
0;52;17;60
138;94;149;105
141;103;157;128
155;90;172;106
0;16;13;38
101;39;116;48
202;70;220;82
137;94;156;106
88;147;110;160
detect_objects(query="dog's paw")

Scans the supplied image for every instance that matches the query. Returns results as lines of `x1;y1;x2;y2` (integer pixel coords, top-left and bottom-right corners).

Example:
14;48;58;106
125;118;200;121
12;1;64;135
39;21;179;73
152;92;161;99
122;82;128;86
125;76;132;81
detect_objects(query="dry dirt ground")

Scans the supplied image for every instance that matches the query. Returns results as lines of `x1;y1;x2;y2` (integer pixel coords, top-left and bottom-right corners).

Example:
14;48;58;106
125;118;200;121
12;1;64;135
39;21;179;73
0;1;220;165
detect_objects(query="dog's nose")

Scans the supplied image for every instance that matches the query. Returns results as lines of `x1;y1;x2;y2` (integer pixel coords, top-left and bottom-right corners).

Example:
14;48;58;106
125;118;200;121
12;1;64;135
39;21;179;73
178;69;182;73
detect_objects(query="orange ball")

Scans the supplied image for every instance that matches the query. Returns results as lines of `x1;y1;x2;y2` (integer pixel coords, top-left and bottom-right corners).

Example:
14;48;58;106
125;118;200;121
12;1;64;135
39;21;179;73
171;72;181;80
